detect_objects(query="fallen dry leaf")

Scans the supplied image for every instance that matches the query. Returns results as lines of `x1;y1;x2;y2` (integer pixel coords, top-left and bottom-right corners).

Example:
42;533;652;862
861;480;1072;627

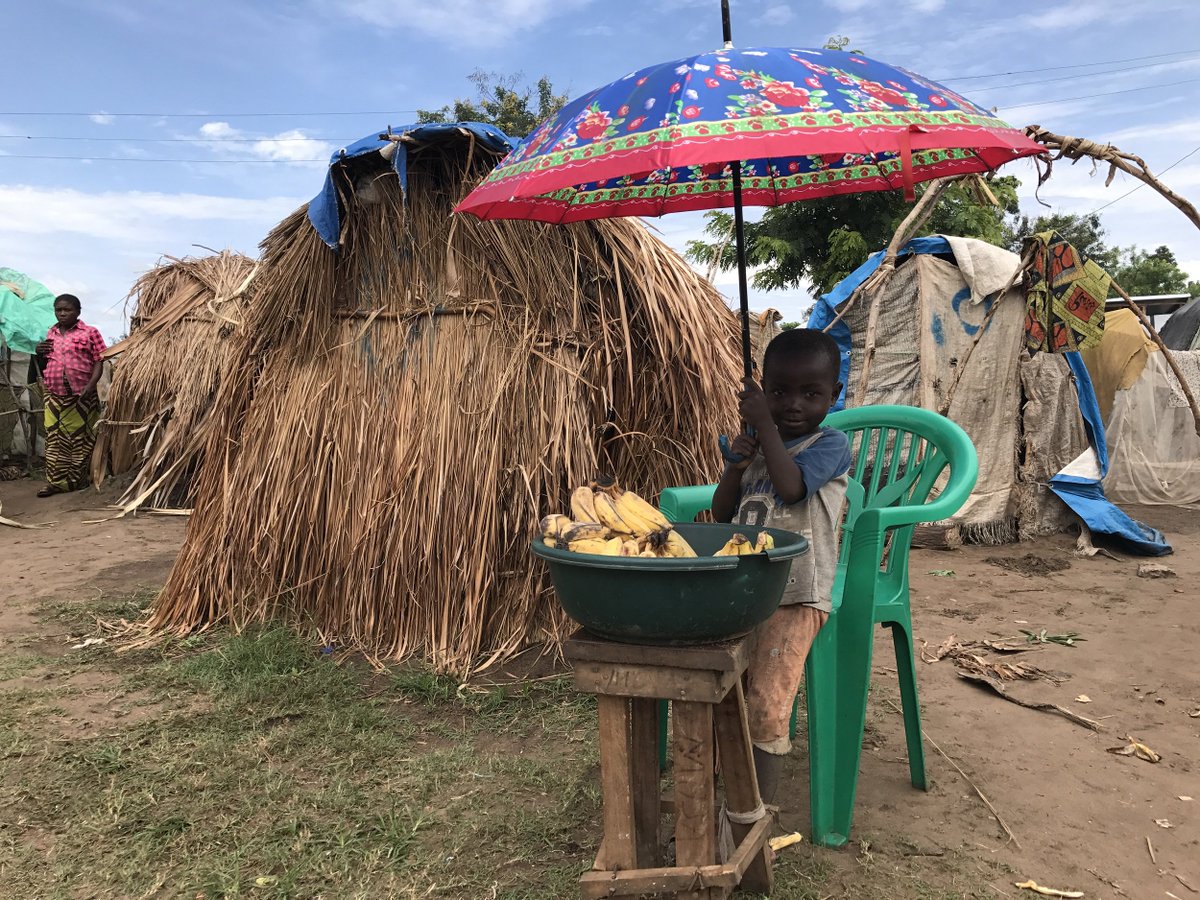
1075;695;1092;703
1180;796;1194;802
768;832;804;852
1156;818;1174;829
1014;880;1084;898
1188;708;1200;718
1107;735;1161;763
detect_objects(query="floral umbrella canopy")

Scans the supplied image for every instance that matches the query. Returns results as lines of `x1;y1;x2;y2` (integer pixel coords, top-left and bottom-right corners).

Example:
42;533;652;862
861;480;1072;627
456;7;1044;376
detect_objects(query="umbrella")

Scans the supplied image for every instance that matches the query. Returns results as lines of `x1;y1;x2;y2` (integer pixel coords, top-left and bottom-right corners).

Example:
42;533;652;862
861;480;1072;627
456;1;1044;378
0;267;57;355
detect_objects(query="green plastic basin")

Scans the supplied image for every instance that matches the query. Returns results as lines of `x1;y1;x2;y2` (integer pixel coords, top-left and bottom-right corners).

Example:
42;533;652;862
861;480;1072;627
532;522;809;645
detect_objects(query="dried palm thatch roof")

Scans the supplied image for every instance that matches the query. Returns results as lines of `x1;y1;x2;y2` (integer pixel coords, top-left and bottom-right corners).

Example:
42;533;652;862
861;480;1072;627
92;251;256;511
149;128;742;674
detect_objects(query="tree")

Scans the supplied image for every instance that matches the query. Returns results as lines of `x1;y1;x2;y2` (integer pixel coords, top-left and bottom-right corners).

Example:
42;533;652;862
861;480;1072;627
416;70;568;138
1002;214;1199;298
686;176;1020;298
1002;211;1120;271
1113;245;1199;297
779;321;801;331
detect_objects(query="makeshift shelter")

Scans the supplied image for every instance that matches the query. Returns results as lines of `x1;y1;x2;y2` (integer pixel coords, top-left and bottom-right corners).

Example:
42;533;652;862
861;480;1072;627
1160;296;1200;351
809;236;1171;553
91;251;256;509
1083;309;1200;505
150;123;741;673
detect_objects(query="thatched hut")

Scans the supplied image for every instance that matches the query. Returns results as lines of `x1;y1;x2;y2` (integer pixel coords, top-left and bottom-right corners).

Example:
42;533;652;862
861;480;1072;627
92;251;256;509
151;124;741;673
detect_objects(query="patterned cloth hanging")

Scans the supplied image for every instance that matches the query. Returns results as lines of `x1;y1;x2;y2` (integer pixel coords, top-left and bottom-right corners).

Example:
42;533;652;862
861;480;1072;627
1022;231;1110;353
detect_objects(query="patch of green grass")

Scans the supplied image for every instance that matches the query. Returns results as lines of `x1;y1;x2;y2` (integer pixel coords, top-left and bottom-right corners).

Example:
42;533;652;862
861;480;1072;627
0;589;997;900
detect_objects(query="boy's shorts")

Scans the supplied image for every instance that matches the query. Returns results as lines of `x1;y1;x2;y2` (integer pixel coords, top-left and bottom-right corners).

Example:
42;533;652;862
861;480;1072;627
745;604;828;756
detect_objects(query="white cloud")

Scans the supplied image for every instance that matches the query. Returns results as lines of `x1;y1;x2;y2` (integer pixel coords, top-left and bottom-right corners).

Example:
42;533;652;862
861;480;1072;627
762;4;795;25
89;112;116;126
196;122;334;164
199;121;239;140
336;0;591;45
575;24;615;36
0;185;303;243
0;185;305;341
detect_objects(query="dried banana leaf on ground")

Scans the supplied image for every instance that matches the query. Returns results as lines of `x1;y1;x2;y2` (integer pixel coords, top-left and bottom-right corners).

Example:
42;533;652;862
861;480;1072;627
959;671;1103;730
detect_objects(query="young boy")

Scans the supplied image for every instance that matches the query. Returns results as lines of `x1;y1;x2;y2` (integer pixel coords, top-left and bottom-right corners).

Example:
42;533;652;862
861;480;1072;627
712;328;850;804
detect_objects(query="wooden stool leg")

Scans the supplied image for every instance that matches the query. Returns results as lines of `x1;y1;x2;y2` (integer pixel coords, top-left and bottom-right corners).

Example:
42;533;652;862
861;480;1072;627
714;681;774;894
673;700;717;900
630;697;662;867
596;695;636;871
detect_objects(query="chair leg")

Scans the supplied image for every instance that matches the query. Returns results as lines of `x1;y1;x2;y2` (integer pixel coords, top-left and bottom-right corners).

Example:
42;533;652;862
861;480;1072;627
887;616;927;791
822;594;875;847
804;621;843;847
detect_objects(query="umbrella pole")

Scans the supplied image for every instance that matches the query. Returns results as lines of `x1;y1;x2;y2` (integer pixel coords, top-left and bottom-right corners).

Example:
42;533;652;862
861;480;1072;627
720;0;754;381
731;169;754;381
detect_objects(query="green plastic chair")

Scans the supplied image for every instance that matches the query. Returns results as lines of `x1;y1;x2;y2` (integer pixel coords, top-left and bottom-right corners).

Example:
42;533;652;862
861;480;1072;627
655;405;978;848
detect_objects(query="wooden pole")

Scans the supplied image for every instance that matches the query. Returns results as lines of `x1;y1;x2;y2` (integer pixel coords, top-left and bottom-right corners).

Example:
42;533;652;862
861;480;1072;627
1025;126;1200;233
854;177;961;403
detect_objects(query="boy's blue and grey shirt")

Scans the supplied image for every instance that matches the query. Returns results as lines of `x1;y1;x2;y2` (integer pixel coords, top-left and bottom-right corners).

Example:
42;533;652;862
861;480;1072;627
731;426;851;614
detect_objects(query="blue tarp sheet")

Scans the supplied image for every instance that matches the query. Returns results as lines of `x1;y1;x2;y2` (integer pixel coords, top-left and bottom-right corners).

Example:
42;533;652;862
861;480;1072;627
307;122;515;249
807;237;1171;555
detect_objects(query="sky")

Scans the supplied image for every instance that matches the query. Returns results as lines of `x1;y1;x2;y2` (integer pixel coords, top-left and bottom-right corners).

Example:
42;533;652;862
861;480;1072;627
4;0;1200;342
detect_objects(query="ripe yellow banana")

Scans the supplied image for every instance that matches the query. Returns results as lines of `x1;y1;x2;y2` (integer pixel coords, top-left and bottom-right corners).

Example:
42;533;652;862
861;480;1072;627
660;528;698;558
563;522;608;543
592;491;633;536
570;486;600;524
568;536;623;556
540;514;573;541
620;539;640;557
613;489;672;534
753;531;775;554
713;533;753;556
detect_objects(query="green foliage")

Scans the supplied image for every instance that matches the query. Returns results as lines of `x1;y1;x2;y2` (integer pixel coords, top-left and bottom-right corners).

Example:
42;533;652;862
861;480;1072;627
823;35;864;53
1113;245;1198;297
1002;210;1120;270
779;321;801;331
686;176;1021;298
416;70;568;138
1004;214;1199;298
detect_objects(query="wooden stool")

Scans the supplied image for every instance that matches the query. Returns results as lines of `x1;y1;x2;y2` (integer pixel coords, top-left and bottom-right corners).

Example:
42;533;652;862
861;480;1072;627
565;629;774;899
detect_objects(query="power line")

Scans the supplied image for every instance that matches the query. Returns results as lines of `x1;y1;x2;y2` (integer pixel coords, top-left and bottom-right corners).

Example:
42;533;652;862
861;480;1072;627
0;154;326;163
939;47;1200;82
1087;144;1200;215
0;109;422;119
0;135;343;144
997;77;1200;111
973;55;1200;93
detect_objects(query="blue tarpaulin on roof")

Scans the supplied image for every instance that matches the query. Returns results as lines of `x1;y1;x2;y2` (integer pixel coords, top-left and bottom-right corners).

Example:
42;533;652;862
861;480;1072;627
807;237;1171;555
307;122;516;249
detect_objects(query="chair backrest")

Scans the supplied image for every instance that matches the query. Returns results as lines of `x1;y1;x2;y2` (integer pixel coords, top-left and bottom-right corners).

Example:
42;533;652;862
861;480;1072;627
657;406;977;597
825;405;978;586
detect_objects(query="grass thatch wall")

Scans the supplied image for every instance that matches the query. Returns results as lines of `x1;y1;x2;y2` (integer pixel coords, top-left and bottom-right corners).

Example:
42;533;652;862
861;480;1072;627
150;133;741;674
92;251;256;509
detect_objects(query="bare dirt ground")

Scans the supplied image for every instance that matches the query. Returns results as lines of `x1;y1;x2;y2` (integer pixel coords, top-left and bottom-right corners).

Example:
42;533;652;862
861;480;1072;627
2;475;1197;899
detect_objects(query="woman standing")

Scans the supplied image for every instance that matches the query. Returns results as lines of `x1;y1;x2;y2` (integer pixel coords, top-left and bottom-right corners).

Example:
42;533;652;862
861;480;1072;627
34;294;106;497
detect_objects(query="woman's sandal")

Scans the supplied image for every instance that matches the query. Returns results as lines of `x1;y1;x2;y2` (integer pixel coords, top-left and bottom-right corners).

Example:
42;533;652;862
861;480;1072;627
36;486;62;498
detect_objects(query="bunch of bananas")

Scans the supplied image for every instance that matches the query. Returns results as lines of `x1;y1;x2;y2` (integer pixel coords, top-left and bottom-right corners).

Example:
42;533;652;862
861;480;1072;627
538;477;778;559
713;531;775;556
539;477;699;558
